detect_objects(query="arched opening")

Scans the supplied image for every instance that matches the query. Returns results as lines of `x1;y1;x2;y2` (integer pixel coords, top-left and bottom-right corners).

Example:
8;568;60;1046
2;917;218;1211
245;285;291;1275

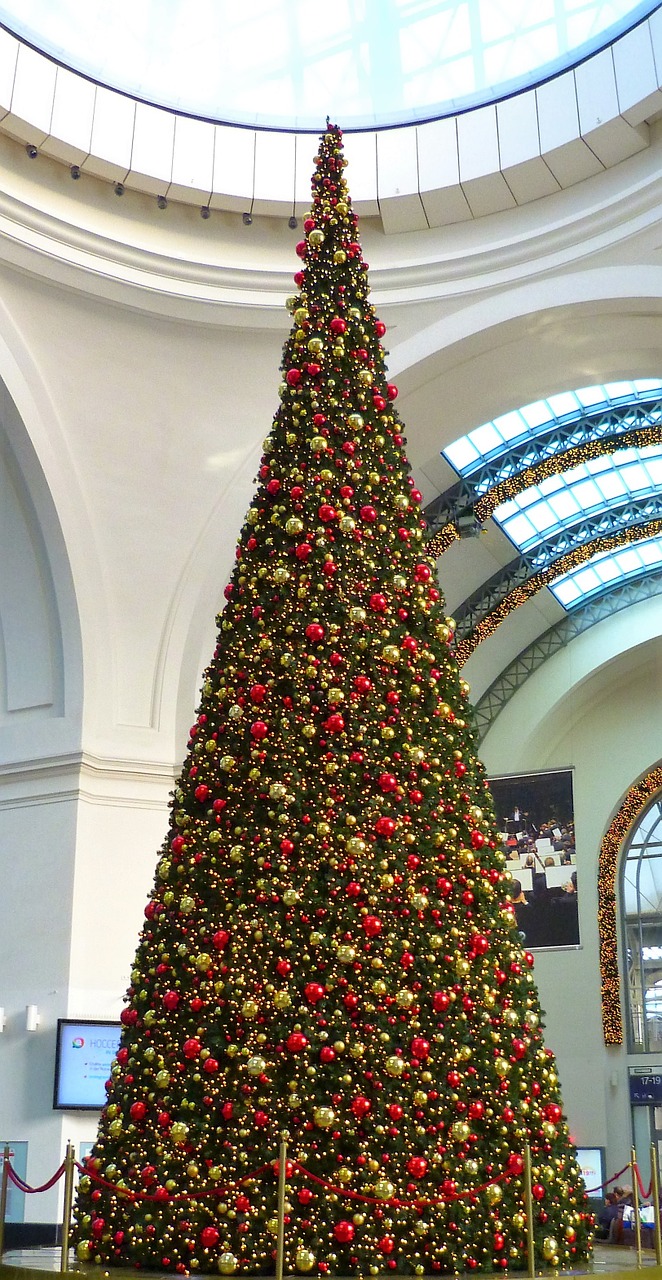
622;793;662;1052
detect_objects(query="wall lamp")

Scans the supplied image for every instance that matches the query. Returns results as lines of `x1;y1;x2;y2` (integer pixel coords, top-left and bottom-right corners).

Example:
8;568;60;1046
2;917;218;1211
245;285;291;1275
26;1005;40;1032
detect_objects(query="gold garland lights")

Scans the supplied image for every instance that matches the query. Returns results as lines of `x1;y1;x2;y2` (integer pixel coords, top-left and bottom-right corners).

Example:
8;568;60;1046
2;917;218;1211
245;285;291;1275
599;766;662;1045
454;519;662;666
428;425;662;567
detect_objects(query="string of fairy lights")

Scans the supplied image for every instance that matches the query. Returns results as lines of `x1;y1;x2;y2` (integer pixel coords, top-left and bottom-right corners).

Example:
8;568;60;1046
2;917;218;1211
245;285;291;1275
425;425;662;660
452;519;662;665
598;766;662;1045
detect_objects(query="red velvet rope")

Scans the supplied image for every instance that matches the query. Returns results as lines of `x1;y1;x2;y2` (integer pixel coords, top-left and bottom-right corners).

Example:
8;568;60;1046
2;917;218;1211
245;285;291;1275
290;1160;513;1208
3;1150;643;1211
6;1162;66;1194
634;1164;653;1201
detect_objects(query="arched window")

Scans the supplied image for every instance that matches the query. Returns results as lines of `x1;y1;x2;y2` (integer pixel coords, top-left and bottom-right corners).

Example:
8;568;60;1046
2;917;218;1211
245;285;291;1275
623;796;662;1051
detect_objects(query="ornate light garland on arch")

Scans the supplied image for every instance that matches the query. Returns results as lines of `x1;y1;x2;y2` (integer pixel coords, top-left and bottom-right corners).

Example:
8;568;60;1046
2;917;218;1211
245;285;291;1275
453;519;662;665
427;425;662;565
598;765;662;1045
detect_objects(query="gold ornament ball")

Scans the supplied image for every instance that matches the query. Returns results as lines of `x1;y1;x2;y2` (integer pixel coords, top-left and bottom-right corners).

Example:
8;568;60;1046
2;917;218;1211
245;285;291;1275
338;945;356;964
542;1237;558;1261
450;1120;470;1141
76;1243;92;1262
273;991;291;1010
170;1122;189;1144
309;436;327;454
512;1213;526;1230
495;1057;511;1077
242;999;259;1019
485;1183;503;1205
385;1055;405;1077
295;1248;316;1273
314;1106;335;1128
283;889;299;906
308;230;324;248
247;1056;267;1076
374;1179;395;1200
218;1253;238;1275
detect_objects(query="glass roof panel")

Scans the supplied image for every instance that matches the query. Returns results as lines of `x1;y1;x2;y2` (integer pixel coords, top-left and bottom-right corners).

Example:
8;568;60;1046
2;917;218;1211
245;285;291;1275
549;534;662;608
443;378;662;479
492;443;662;552
0;0;656;131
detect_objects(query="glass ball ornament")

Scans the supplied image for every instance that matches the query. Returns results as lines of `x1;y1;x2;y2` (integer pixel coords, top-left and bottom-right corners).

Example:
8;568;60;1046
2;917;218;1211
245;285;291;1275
218;1253;238;1274
246;1056;267;1076
314;1106;336;1128
374;1179;395;1200
542;1237;559;1262
385;1055;405;1077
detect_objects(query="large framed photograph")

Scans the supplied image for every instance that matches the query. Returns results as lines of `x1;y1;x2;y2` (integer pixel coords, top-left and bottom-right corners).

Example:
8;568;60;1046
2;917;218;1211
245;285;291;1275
488;768;580;950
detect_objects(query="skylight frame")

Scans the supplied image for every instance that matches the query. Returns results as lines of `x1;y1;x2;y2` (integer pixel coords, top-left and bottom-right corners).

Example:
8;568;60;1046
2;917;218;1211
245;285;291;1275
0;0;657;132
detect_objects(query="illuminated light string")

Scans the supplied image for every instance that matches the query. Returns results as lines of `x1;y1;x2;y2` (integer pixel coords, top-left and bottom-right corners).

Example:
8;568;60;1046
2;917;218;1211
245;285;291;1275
598;765;662;1045
428;426;662;564
453;520;662;665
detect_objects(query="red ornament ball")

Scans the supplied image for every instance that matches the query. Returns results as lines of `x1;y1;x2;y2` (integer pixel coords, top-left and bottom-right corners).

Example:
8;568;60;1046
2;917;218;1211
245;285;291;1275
362;915;382;937
182;1038;201;1059
129;1101;147;1122
212;929;230;950
351;1096;371;1119
411;1036;430;1060
249;684;267;703
333;1220;355;1244
286;1032;308;1053
360;505;377;522
304;982;325;1004
375;816;396;837
250;720;268;740
406;1156;428;1179
305;623;325;643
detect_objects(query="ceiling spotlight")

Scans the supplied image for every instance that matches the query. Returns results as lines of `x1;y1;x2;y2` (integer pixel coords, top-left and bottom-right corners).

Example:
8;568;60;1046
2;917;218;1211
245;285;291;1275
200;205;211;219
157;194;167;210
70;164;81;180
25;143;38;159
288;215;298;230
242;211;252;226
114;182;125;196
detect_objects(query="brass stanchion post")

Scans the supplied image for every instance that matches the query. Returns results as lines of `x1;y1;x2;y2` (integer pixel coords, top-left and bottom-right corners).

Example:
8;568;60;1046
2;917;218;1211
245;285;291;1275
631;1146;642;1269
275;1132;289;1280
0;1144;10;1260
60;1140;75;1273
650;1143;662;1265
524;1144;536;1278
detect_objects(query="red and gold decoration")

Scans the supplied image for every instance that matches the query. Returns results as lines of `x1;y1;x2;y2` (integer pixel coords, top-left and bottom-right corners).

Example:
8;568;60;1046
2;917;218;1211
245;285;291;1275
598;766;662;1044
73;124;592;1276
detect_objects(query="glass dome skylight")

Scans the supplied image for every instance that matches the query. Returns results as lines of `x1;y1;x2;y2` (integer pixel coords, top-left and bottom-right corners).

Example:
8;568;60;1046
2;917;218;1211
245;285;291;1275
0;0;656;131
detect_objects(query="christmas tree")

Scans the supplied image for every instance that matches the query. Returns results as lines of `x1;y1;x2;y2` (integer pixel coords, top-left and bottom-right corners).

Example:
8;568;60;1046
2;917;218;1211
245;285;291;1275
73;124;592;1276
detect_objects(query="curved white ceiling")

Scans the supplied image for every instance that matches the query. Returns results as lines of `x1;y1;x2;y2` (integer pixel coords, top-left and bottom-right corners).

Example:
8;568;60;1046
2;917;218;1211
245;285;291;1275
0;0;657;130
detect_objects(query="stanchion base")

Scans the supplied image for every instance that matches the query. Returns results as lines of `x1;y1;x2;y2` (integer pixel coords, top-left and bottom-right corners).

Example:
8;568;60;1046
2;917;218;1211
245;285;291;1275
1;1246;661;1280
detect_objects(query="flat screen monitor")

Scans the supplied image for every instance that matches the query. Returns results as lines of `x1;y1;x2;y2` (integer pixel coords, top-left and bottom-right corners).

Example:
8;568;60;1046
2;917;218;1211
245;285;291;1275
53;1018;121;1111
575;1146;606;1198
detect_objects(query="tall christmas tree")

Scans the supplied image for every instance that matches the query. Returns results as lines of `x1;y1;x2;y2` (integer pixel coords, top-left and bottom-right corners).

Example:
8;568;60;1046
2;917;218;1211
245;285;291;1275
74;124;592;1276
